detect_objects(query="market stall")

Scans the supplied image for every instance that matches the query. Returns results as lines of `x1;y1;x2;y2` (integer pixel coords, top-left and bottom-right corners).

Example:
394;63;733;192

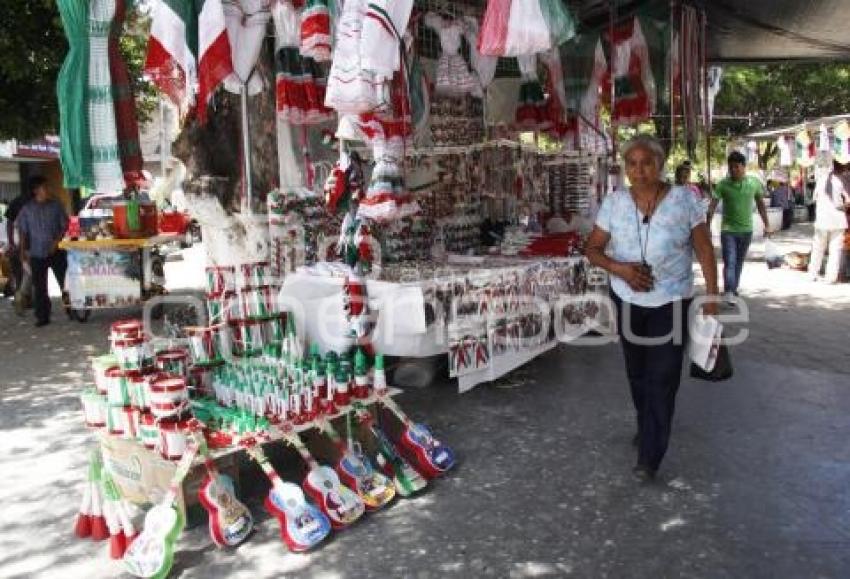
59;234;180;321
60;0;707;575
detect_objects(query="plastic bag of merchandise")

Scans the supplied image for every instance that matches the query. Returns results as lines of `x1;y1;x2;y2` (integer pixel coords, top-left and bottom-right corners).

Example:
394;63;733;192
478;0;513;56
765;239;784;269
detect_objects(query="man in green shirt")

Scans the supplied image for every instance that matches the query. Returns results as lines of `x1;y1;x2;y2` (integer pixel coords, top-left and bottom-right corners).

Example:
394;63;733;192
707;151;772;303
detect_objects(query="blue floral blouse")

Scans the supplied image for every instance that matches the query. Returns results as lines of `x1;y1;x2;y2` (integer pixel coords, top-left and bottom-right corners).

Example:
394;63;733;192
595;185;706;307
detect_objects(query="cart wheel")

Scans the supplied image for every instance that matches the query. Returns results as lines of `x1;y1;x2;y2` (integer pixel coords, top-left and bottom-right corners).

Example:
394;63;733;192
71;308;91;323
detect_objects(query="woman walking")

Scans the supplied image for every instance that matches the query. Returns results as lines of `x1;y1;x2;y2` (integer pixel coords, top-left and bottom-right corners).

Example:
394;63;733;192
585;135;719;481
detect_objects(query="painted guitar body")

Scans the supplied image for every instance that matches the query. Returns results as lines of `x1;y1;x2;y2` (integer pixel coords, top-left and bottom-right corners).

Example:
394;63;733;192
302;465;365;529
123;503;184;579
369;423;427;497
265;481;331;552
337;447;396;511
398;422;456;479
198;471;254;548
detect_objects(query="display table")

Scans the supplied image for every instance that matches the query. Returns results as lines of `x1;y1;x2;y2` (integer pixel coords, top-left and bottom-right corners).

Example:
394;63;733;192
280;256;607;391
58;234;181;320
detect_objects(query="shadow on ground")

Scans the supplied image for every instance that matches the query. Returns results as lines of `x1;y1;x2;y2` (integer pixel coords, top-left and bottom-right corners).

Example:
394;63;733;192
1;242;849;577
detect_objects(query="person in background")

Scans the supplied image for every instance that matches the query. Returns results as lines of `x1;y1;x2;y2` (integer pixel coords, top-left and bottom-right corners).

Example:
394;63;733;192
707;151;772;304
675;160;706;203
809;161;850;283
585;135;719;482
768;178;794;230
16;176;69;327
4;184;34;312
805;175;817;222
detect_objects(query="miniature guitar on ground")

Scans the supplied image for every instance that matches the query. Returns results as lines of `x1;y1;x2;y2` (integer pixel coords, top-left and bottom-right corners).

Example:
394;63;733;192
356;408;428;497
381;396;456;479
319;415;395;511
283;430;365;529
242;439;331;552
196;433;254;548
123;440;199;579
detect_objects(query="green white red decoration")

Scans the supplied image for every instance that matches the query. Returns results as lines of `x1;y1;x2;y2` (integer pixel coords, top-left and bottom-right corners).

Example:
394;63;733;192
602;17;656;125
145;0;233;122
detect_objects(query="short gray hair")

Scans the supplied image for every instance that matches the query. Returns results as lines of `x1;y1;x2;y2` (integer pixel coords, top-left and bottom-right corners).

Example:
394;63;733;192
621;135;666;171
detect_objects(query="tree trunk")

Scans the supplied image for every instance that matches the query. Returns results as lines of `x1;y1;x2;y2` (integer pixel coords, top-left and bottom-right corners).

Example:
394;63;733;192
172;37;278;214
170;37;280;265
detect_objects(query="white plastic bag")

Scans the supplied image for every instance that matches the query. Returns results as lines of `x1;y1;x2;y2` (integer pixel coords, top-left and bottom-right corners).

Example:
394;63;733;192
765;239;784;269
689;313;722;373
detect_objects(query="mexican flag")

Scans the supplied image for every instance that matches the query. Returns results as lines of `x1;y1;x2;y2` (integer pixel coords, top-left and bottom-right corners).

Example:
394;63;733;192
145;0;232;123
795;130;815;168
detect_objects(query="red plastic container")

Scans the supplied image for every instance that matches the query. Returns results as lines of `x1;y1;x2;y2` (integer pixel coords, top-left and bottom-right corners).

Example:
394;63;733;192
158;210;191;234
112;201;157;238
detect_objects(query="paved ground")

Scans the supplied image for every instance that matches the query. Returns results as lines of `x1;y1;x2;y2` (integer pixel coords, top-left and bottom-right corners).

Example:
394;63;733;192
0;222;848;578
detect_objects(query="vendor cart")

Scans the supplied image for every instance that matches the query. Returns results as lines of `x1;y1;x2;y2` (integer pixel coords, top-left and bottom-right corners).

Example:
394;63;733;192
58;234;181;322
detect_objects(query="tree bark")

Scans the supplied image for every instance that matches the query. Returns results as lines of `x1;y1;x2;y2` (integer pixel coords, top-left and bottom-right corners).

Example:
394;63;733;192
172;37;278;214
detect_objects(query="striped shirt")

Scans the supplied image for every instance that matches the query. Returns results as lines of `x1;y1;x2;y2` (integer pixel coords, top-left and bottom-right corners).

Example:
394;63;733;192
17;199;68;258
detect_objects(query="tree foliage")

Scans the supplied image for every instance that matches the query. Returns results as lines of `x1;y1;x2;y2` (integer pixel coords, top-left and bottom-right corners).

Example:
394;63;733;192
0;0;66;140
713;64;850;137
0;0;154;141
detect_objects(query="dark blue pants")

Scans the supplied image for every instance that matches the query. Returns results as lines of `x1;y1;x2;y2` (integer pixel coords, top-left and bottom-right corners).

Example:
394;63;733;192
613;292;690;472
720;232;752;294
30;250;67;323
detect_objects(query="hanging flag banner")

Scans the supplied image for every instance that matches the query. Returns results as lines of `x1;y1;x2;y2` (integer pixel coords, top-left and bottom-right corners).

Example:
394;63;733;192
145;0;233;123
833;120;850;164
795;130;815;167
777;137;792;167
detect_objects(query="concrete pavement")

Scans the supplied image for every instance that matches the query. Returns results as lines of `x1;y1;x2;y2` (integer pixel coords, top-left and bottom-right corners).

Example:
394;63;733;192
1;224;848;578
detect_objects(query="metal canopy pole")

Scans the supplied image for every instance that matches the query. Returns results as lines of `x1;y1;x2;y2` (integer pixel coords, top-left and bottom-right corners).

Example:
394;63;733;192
670;0;677;153
609;0;617;160
702;8;711;193
159;95;167;179
240;82;253;211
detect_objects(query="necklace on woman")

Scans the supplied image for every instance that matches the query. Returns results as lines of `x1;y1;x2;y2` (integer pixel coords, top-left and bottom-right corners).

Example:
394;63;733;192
633;183;663;266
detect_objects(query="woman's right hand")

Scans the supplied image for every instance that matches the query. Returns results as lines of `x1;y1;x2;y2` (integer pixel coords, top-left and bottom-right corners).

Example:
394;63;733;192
615;262;655;292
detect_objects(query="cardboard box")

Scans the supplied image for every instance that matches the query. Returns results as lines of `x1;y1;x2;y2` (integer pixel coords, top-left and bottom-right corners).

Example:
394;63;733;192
99;435;240;526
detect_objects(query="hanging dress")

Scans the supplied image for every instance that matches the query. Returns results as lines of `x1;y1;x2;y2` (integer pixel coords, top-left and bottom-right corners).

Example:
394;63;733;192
602;17;656;125
325;0;413;115
360;0;414;84
223;0;271;96
324;0;379;114
57;0;93;190
356;114;420;222
88;0;125;193
273;0;333;125
110;0;144;186
423;13;478;97
300;0;332;62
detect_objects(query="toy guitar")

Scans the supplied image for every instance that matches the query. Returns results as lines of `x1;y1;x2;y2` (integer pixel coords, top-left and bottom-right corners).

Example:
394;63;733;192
356;408;427;497
195;432;254;548
283;430;365;530
380;396;456;479
318;415;395;511
123;441;199;578
241;439;331;552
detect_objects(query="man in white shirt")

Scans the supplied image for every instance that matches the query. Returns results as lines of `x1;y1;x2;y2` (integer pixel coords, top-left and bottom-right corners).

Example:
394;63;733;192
810;162;850;283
